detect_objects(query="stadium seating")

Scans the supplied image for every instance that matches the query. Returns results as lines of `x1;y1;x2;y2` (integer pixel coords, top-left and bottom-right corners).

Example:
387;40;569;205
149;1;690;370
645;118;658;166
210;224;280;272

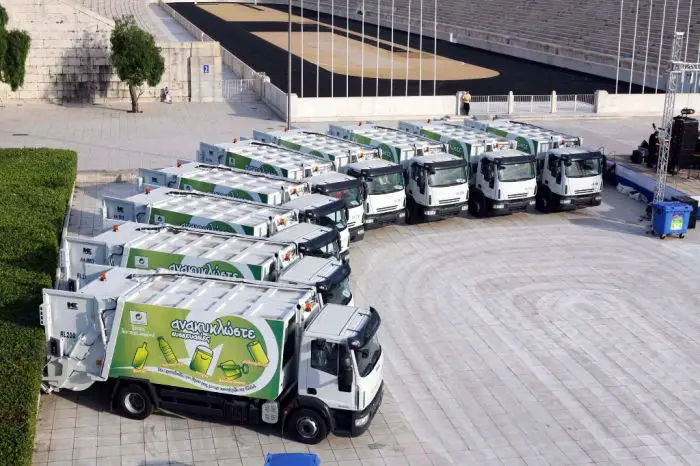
322;0;699;77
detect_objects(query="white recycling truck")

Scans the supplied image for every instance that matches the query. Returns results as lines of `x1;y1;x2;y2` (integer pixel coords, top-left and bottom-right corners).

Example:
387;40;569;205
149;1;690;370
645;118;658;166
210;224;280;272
328;123;445;164
398;119;515;158
535;147;604;212
197;141;334;180
463;119;582;155
467;149;538;216
283;194;350;263
139;162;309;205
62;221;354;305
339;159;406;227
401;153;469;223
40;268;384;443
305;172;366;242
102;187;298;237
253;129;380;170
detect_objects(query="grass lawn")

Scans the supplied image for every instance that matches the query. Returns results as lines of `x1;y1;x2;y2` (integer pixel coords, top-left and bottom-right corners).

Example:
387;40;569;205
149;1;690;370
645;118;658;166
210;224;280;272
0;149;77;465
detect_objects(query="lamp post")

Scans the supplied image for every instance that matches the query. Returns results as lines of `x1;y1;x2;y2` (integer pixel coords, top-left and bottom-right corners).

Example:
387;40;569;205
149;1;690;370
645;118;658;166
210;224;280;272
287;0;292;128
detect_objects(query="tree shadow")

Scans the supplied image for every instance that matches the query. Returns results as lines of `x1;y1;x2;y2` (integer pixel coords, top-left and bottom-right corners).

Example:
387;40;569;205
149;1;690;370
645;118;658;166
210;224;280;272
53;30;111;104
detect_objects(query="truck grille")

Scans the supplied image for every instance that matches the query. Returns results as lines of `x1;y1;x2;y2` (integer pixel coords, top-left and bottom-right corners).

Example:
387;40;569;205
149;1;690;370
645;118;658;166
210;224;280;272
575;188;595;195
376;205;398;213
507;193;528;199
439;198;461;205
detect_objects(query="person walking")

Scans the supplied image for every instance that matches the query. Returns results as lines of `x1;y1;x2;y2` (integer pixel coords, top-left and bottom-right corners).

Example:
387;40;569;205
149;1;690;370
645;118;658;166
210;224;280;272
462;90;472;116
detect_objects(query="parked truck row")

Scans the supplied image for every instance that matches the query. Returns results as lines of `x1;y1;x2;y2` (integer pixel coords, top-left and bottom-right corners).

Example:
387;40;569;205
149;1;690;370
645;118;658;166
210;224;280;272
41;117;602;444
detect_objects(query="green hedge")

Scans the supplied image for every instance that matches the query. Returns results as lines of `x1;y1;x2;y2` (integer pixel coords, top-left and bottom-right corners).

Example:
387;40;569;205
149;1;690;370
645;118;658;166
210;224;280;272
0;149;77;465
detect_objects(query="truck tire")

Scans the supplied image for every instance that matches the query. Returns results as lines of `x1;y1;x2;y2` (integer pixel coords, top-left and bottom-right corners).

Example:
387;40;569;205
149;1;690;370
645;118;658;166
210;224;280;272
469;195;486;217
116;384;154;420
536;191;552;213
287;408;329;444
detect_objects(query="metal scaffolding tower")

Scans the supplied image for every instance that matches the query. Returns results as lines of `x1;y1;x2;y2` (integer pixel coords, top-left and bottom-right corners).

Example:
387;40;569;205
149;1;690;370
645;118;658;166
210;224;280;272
653;32;700;204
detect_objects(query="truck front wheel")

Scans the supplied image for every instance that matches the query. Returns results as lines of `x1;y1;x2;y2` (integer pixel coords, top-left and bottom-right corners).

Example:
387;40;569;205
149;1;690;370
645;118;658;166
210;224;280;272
116;384;154;420
288;408;329;444
536;191;552;213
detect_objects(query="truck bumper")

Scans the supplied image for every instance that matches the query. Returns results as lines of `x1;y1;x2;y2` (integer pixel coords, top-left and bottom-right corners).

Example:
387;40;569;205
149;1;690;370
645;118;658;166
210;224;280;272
559;193;603;209
349;225;365;242
350;382;383;436
365;210;405;229
421;201;469;221
340;249;350;265
491;197;536;214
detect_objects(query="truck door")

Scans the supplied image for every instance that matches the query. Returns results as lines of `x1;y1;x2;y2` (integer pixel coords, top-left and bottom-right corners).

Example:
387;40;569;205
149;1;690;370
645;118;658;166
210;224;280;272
408;163;427;206
304;340;356;411
479;160;496;198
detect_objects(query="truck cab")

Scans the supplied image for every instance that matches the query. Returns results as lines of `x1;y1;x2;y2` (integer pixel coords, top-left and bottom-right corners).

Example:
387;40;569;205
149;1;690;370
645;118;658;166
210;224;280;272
271;223;344;263
294;304;383;441
468;150;537;216
278;256;353;306
401;153;469;223
305;172;365;242
282;194;350;263
535;148;604;212
338;159;406;228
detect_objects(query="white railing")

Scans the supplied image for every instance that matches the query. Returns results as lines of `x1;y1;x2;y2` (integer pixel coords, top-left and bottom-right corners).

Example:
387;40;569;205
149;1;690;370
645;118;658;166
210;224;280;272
460;92;595;116
222;79;260;102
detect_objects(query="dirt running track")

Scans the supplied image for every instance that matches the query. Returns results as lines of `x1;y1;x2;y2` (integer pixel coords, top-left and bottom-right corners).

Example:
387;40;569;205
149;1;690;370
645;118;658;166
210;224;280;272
170;2;652;97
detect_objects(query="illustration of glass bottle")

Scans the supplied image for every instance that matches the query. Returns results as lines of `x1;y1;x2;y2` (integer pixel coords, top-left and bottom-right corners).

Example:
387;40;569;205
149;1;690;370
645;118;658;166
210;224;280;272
131;342;148;370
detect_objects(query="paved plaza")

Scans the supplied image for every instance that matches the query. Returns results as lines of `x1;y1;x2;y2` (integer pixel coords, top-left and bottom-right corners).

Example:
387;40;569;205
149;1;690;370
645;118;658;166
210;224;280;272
31;176;700;466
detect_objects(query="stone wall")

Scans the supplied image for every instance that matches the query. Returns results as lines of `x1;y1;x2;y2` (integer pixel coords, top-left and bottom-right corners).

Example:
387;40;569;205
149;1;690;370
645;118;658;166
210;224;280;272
1;0;222;104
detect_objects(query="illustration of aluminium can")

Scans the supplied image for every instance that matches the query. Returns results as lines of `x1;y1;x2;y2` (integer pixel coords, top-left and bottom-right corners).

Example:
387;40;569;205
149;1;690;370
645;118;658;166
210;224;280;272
247;340;269;366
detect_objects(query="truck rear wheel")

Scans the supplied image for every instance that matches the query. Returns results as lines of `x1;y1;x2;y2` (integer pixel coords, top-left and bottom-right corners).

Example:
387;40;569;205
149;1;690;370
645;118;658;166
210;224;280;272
288;408;329;444
116;384;154;420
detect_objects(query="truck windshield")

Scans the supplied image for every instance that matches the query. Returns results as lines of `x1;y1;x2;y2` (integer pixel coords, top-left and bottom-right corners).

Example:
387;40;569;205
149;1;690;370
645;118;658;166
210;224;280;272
311;239;341;260
318;208;348;232
322;277;353;305
498;162;535;182
367;172;403;195
428;166;467;187
565;158;602;178
328;187;362;208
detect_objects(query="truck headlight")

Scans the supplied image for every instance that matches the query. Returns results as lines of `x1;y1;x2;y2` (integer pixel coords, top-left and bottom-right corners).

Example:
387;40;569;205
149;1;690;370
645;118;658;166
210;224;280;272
366;218;374;223
424;210;436;216
493;204;505;209
528;200;535;206
560;199;572;205
355;413;370;427
595;195;602;200
460;205;468;211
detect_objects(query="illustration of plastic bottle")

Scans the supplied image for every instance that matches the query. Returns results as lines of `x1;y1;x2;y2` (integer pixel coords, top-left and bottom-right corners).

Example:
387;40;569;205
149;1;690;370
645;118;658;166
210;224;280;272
189;345;214;374
131;343;148;370
157;337;178;364
247;341;269;366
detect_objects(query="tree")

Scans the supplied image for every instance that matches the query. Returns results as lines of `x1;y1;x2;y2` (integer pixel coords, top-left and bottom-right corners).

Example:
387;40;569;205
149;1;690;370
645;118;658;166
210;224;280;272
0;4;31;92
110;15;165;113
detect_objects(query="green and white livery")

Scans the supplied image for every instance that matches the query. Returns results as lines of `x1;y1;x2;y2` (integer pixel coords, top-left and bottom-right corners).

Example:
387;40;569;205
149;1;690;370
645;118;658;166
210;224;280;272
398;119;516;159
198;140;334;180
40;268;384;443
102;187;298;237
462;119;582;155
253;129;379;169
139;162;309;205
328;123;445;164
60;221;298;290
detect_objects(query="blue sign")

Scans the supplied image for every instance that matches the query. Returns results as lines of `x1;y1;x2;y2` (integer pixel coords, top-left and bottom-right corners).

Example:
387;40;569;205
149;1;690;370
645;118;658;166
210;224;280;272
202;64;210;74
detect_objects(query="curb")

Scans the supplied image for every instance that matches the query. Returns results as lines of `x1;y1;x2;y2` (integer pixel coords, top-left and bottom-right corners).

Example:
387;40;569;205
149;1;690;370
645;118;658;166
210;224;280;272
76;170;138;184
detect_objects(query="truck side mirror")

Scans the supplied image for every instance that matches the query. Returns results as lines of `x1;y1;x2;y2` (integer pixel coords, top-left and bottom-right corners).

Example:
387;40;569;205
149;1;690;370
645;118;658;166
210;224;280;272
339;358;353;392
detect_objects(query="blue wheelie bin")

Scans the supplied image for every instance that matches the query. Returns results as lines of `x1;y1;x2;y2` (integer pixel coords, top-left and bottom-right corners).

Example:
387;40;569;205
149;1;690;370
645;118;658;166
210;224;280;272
652;201;692;239
264;453;321;466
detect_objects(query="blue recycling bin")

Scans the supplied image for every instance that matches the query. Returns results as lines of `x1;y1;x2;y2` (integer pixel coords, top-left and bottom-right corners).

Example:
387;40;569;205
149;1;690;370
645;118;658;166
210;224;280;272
652;201;692;238
264;453;321;466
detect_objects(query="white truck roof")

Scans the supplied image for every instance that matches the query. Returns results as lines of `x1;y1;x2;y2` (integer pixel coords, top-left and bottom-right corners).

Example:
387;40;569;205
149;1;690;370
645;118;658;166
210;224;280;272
466;119;580;143
401;120;514;147
280;256;344;286
478;149;533;160
306;172;358;186
283;193;343;212
547;147;599;156
139;162;308;205
200;140;334;178
331;123;443;150
67;267;317;322
343;158;399;172
103;187;298;236
254;129;379;160
305;304;375;341
271;222;335;243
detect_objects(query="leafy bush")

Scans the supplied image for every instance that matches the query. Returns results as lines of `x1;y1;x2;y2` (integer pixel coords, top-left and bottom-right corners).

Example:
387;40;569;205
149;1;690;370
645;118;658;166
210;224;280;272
0;149;76;465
